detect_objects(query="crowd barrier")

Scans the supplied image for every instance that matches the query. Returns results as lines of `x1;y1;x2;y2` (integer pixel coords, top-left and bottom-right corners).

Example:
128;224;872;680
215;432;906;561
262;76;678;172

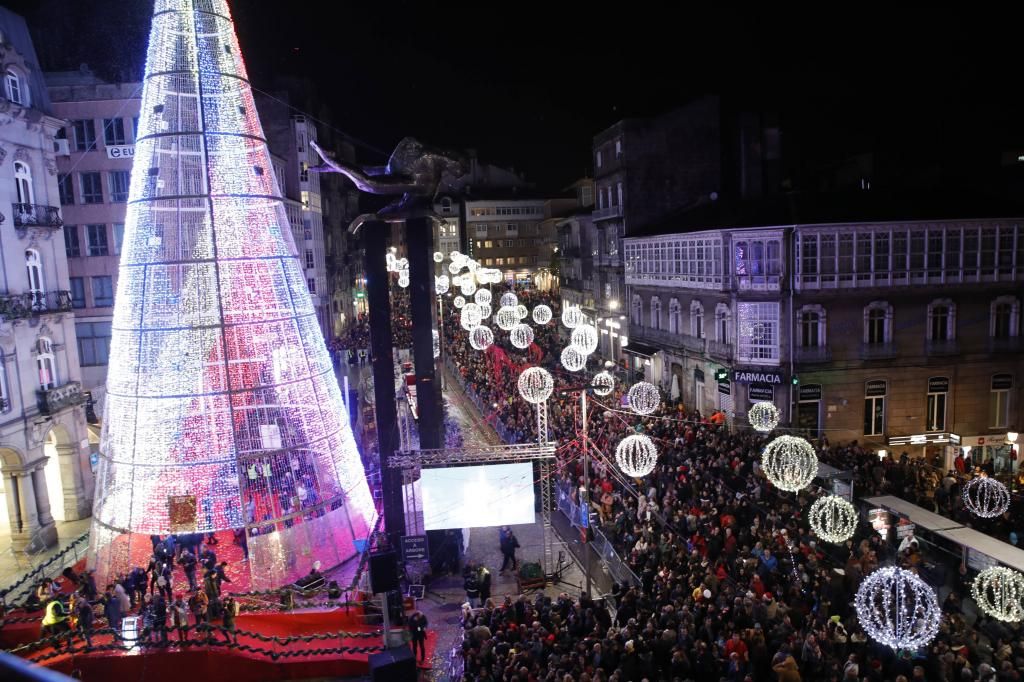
554;483;641;587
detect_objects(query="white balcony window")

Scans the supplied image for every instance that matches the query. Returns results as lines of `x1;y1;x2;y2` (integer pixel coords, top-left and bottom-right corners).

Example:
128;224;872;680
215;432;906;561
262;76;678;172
863;301;893;345
990;296;1020;338
690;300;704;339
737;302;779;364
926;298;956;341
797;304;827;347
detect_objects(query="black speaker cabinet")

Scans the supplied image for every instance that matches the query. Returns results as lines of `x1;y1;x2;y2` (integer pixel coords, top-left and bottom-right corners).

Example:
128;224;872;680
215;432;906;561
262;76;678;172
369;645;416;681
369;549;399;594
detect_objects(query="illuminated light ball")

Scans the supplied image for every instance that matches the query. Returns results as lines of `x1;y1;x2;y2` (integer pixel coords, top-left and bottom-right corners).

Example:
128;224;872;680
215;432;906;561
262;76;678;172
962;475;1011;518
451;275;463;287
971;567;1024;622
474;289;492;306
385;252;397;271
435;275;450;295
453;296;465;309
489;270;504;284
855;567;940;650
761;435;818;492
615;434;659;478
433;251;444;263
449;251;461;262
478;303;492;320
452;253;469;269
469;325;494;351
460;278;477;296
560;345;587;372
517;366;554;404
448;261;462;275
397;274;410;288
532;304;552;325
432;329;440;358
748;401;780;433
510;323;535;349
496;306;519;331
460;304;482;330
808;495;858;544
562;306;584;329
627;381;660;415
500;292;518;308
571;324;599;355
592;371;616;397
397;258;409;271
516;304;529;320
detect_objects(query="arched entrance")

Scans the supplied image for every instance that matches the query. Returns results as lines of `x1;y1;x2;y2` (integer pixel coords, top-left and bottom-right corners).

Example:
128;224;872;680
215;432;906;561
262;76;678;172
43;425;74;522
0;447;20;535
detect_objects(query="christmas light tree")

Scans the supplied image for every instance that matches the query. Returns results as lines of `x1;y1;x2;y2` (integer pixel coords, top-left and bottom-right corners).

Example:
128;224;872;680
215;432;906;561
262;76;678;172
87;0;376;589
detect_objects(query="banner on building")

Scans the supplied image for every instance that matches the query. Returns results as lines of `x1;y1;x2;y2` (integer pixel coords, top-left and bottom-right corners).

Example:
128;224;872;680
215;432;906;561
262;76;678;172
748;383;774;402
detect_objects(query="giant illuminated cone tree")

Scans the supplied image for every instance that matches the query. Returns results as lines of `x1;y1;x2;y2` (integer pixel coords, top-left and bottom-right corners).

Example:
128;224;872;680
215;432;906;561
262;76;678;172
87;0;376;589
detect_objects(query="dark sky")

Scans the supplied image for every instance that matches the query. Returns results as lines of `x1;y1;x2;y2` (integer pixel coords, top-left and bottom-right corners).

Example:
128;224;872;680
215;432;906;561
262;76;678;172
10;1;1024;190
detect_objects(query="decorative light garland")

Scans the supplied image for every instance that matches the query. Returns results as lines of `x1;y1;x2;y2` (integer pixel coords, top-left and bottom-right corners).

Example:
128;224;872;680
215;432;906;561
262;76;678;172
500;292;518;308
532;305;552;325
517;366;554;404
495;306;519;331
747;401;780;432
591;371;615;397
971;566;1024;622
962;475;1011;518
571;324;599;355
510;324;534;349
854;566;940;650
469;325;494;351
808;495;858;543
562;306;584;329
615;434;658;477
627;382;660;415
560;346;587;372
761;435;818;492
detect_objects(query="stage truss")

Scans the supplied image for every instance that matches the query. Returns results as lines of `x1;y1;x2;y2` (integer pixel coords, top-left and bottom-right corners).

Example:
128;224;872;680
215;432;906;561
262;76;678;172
389;441;558;574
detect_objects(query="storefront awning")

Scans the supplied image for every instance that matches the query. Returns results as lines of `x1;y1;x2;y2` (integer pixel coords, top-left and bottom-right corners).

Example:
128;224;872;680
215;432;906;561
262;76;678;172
862;495;963;531
622;342;658;358
932;526;1024;574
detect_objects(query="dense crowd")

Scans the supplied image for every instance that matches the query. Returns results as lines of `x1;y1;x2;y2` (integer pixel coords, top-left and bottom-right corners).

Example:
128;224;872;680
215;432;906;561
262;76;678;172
443;286;1024;682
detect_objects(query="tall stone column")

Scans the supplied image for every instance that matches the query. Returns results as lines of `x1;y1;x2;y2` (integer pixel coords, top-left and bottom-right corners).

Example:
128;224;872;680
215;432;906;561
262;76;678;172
15;471;41;549
57;443;91;520
3;474;22;535
406;217;443;450
32;466;54;527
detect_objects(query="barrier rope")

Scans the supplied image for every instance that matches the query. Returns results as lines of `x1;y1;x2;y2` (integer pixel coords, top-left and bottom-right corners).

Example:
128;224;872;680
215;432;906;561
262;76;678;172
0;534;90;603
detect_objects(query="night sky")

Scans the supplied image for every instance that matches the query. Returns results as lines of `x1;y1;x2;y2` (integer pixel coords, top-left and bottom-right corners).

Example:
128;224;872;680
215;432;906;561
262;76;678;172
11;0;1024;191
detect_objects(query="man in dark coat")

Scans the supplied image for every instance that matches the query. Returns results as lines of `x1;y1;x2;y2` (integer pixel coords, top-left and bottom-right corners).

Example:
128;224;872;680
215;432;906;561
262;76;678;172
408;610;428;662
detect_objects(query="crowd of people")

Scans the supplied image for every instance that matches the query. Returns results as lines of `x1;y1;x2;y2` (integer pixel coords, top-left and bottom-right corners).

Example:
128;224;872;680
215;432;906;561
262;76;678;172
442;285;1024;682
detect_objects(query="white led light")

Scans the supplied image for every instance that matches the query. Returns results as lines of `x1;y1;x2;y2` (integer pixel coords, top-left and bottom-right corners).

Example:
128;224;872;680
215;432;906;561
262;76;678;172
469;325;494;351
453;296;465;309
518;366;554;404
432;329;440;358
397;274;410;288
448;262;462;275
460;278;477;296
560;346;586;372
478;303;492;320
435;275;449;295
962;475;1011;518
855;567;940;650
461;303;482;330
972;566;1024;622
591;371;615;397
510;324;534;349
516;304;528;320
627;382;660;415
532;305;552;325
748;401;780;432
495;306;519;331
808;495;857;544
761;436;818;492
562;306;584;329
571;324;599;355
615;434;658;478
433;252;444;263
474;289;492;306
500;292;518;308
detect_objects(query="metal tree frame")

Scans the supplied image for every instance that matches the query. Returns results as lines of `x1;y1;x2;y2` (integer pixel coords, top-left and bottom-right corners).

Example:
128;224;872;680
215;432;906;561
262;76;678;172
389;442;557;574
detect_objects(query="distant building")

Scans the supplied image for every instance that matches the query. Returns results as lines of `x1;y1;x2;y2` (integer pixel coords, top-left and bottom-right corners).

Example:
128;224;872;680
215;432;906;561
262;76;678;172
0;9;93;548
464;192;549;287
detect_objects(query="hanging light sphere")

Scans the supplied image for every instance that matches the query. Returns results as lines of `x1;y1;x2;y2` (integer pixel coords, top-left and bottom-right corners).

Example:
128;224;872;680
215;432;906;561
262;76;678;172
448;261;462;275
592;371;616;397
432;329;440;358
397;258;409;271
433;251;444;263
571;324;599;355
474;289;492;306
761;435;818;492
808;495;858;544
397;274;410;288
451;275;463;288
627;381;660;415
449;251;461;262
560;345;587;372
510;323;535;349
469;325;494;351
962;475;1011;518
615;434;659;478
460;278;477;296
385;252;397;271
562;306;584;329
500;292;518;308
517;366;554;404
972;567;1024;623
855;567;940;650
452;253;468;268
496;306;519;331
532;304;552;325
435;275;450;295
516;304;529;320
453;296;465;309
460;304;482;330
748;401;780;432
478;303;492;320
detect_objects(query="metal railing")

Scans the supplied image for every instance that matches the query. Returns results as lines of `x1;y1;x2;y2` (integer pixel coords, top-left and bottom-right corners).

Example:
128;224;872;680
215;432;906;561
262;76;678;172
795;345;832;363
0;291;73;320
11;204;63;229
37;381;86;416
924;339;959;356
633;326;706;353
859;342;897;360
0;532;90;605
707;339;733;360
592;205;623;221
555;482;640;587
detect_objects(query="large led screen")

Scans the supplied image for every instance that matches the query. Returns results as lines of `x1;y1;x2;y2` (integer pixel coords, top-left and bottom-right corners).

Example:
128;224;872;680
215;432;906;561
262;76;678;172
420;463;535;530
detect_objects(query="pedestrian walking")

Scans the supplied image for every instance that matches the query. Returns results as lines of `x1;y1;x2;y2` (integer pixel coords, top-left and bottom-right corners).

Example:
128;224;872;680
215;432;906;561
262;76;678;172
499;527;520;574
408;610;428;663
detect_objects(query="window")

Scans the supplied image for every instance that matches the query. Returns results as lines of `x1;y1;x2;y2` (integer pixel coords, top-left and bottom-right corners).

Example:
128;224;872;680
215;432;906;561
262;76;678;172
630;294;642;325
37;337;56;390
506;224;518;236
798;305;826;347
58;174;74;205
475;225;488;238
441;197;452;213
668;298;681;334
615;140;622;158
92;276;114;306
990;374;1013;428
736;302;780;363
14;161;33;205
690;300;704;338
305;249;315;269
77;322;112;366
734;237;783;279
863;302;892;344
307;277;316;293
650;296;662;330
103;118;126;146
5;70;22;105
864;381;886;436
0;361;9;413
927;299;956;341
991;296;1019;338
64;226;80;258
87;224;108;256
132;116;140;141
926;377;948;431
69;278;85;309
80;172;103;203
112;223;125;255
716;303;731;343
25;249;43;300
596;151;602;168
108;170;130;202
72;120;96;152
299;162;309;183
484;241;493;249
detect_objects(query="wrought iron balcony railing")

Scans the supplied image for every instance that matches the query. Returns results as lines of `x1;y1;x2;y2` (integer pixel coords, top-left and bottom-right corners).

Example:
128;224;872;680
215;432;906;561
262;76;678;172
924;339;960;356
795;345;832;363
708;339;733;360
37;381;86;416
0;291;73;320
592;204;623;221
859;342;897;360
12;203;63;229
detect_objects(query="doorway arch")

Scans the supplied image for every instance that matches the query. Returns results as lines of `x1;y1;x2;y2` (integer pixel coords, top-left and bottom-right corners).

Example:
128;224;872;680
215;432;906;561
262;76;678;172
43;425;73;522
0;446;24;535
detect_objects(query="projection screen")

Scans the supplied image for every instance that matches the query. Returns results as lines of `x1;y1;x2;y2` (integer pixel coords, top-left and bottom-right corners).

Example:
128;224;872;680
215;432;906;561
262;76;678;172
420;463;535;530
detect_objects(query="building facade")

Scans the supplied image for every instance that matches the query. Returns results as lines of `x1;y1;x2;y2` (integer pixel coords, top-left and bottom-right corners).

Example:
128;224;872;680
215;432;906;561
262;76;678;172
0;10;93;548
465;195;548;286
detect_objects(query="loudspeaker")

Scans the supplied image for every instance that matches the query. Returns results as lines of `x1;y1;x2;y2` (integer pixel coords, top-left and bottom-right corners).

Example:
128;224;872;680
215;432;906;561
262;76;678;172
368;645;416;681
369;550;399;594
